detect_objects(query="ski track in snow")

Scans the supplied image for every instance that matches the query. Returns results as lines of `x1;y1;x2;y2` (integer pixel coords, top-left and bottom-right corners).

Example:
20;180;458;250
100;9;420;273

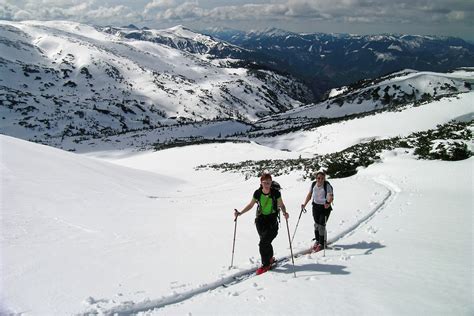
82;177;399;315
52;216;99;234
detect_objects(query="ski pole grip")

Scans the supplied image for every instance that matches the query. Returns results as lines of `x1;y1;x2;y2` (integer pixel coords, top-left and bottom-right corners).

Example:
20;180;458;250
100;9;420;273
233;209;240;222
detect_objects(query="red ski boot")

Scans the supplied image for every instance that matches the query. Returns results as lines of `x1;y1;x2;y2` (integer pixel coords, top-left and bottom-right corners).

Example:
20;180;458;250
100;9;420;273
256;265;271;275
256;257;276;275
313;243;322;253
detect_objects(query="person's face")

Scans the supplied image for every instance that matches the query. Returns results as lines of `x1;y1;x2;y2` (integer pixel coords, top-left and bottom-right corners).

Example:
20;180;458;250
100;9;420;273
261;180;272;188
316;174;325;184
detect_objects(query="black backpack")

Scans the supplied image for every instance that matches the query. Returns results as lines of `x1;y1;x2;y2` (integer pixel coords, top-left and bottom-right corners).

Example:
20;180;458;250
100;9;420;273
255;181;281;218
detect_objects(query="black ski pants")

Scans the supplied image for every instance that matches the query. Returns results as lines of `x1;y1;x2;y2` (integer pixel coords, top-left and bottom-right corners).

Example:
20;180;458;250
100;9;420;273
312;203;331;243
255;215;278;266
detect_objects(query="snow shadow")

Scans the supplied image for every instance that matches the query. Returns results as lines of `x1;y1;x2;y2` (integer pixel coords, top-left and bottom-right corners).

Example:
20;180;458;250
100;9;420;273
332;241;385;255
275;262;350;276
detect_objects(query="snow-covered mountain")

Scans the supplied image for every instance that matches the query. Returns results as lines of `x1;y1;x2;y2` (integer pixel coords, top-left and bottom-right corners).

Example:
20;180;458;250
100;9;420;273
249;68;473;136
282;68;472;118
101;24;247;57
204;27;474;99
0;20;312;146
3;20;473;152
1;23;473;316
10;67;469;153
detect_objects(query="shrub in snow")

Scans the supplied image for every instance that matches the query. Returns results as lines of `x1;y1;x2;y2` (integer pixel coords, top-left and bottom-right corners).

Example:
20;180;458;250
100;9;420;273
198;120;473;178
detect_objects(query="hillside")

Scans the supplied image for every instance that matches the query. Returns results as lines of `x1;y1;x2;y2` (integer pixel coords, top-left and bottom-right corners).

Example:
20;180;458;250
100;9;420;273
247;68;473;136
0;21;312;147
1;21;473;153
204;27;474;100
2;122;472;315
1;44;472;315
17;68;473;153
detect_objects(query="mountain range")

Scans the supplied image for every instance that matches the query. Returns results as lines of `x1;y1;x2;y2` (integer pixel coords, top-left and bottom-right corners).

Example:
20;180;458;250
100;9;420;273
0;21;311;147
0;21;473;151
203;27;474;100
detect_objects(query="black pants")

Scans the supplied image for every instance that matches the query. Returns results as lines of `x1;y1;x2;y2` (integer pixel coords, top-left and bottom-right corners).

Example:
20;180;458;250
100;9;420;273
255;215;278;266
312;203;331;244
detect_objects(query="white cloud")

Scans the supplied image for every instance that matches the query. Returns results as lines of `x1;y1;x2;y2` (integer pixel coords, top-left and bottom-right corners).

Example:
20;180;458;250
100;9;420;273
88;5;134;20
157;1;204;20
447;10;465;21
205;4;287;21
144;0;176;14
145;0;473;25
0;0;472;37
285;0;320;17
0;3;15;20
0;0;142;24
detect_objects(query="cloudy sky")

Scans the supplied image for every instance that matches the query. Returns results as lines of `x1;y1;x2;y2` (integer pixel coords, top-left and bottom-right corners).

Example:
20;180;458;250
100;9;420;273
1;0;473;41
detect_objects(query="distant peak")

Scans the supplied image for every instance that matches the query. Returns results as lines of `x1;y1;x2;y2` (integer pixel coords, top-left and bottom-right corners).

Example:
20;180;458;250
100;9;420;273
167;25;192;32
162;25;202;38
250;27;293;37
123;24;139;30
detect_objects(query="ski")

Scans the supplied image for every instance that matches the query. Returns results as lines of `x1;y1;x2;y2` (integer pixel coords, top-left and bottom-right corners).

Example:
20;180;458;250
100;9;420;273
296;243;333;256
222;244;333;287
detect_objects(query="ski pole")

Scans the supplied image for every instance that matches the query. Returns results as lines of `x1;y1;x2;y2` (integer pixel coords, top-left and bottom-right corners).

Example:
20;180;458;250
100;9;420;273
323;215;327;257
291;206;306;244
230;212;238;269
284;214;297;278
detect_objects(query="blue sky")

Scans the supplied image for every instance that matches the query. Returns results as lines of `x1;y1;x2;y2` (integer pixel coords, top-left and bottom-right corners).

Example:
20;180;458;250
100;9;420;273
1;0;473;41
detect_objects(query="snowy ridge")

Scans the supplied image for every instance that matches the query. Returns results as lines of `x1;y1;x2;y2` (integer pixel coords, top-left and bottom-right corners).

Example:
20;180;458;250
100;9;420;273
6;66;468;153
84;178;394;315
102;24;245;56
252;92;473;155
0;20;311;147
248;68;473;139
1;19;471;152
278;69;472;120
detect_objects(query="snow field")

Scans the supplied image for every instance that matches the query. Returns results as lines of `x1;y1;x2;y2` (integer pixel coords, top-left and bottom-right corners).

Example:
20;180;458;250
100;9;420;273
151;152;473;316
1;136;389;314
2;137;473;315
2;84;473;314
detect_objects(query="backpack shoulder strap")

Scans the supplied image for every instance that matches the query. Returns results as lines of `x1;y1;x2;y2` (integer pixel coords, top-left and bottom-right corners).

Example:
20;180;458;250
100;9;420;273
324;181;333;194
324;181;334;206
254;188;262;205
254;188;261;217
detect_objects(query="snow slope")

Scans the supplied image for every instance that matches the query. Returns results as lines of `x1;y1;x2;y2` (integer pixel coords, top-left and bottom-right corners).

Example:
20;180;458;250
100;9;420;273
1;50;473;315
0;135;184;314
274;69;473;121
256;92;474;155
0;134;387;314
1;131;472;314
157;152;473;316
